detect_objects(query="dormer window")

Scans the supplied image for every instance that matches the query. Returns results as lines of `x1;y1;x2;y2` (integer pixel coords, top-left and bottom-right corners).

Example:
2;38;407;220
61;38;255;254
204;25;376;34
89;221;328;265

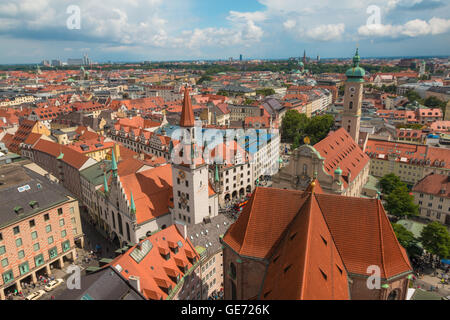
29;201;39;209
14;206;24;214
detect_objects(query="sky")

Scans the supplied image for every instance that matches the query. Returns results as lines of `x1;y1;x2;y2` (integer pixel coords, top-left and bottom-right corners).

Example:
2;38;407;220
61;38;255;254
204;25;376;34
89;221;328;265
0;0;449;64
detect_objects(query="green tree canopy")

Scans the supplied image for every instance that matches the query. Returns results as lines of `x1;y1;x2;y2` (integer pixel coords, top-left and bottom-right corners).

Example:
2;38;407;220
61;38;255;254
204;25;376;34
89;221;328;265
423;96;447;113
384;185;419;218
391;223;422;257
256;88;276;96
420;222;450;259
405;90;424;104
380;173;405;195
281;110;334;149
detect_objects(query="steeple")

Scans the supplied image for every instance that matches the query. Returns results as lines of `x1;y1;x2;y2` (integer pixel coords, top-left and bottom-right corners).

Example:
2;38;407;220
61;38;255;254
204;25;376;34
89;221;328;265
180;85;195;127
112;148;118;178
103;172;109;193
130;191;136;214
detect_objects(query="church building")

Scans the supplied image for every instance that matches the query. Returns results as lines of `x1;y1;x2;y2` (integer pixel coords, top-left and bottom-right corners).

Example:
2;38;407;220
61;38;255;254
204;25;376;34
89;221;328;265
273;49;370;197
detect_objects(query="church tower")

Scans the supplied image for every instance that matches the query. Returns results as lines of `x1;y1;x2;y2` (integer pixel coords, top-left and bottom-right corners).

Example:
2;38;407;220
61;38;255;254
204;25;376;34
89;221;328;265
171;86;211;226
341;48;365;144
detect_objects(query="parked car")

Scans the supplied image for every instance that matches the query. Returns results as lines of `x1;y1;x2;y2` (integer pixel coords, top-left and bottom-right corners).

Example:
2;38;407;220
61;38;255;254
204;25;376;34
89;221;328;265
44;279;64;292
25;290;46;300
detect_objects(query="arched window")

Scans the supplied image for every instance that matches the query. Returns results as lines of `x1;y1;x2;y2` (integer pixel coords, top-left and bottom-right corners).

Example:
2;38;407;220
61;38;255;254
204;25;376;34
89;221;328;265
117;213;123;236
303;164;308;175
387;289;399;300
126;223;130;242
349;101;353;110
230;262;237;280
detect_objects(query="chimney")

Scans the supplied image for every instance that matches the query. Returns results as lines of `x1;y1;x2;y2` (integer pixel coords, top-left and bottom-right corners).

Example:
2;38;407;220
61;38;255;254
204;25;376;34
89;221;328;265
175;221;187;240
128;275;141;293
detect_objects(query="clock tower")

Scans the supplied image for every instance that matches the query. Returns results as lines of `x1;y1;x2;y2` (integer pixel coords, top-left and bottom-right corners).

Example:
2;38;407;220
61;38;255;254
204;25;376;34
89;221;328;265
341;48;365;144
171;86;214;226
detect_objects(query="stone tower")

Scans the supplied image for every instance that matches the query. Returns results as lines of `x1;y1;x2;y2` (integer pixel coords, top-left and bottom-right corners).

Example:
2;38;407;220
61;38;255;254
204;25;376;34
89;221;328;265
341;48;365;144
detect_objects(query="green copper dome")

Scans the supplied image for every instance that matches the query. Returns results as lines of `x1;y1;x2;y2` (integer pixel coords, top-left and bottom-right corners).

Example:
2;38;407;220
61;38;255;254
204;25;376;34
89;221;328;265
346;48;365;82
334;167;343;175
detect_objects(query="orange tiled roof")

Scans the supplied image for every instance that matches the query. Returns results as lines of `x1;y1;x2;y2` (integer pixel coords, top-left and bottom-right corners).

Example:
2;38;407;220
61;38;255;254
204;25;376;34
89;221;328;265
33;139;90;170
223;183;412;299
412;173;450;197
118;164;173;224
179;87;195;127
109;225;200;300
313;128;370;188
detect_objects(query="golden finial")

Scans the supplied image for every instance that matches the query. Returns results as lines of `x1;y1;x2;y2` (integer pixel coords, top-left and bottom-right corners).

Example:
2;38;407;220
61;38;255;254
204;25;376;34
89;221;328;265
304;136;310;145
310;180;316;194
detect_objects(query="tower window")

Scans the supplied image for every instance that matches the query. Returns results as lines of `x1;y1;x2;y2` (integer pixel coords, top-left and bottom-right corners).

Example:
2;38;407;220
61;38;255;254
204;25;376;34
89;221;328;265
349;101;353;110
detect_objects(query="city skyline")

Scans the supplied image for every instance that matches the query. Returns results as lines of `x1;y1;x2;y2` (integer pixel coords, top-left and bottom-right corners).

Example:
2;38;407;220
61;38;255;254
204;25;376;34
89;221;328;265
0;0;449;64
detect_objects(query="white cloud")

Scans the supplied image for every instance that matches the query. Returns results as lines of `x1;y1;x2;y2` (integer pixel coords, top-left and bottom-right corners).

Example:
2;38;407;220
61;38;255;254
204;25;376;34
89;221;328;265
306;23;345;41
283;19;296;29
358;17;450;38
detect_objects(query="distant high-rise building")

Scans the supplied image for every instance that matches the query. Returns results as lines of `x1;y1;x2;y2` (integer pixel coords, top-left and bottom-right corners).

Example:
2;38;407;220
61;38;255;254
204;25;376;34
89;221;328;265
240;54;243;62
51;59;62;67
40;60;50;67
419;61;426;76
303;50;307;65
83;53;91;66
317;55;320;62
67;58;83;65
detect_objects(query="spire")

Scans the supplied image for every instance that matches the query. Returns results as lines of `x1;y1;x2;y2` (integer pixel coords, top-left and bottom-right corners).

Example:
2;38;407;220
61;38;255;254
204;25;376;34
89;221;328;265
112;148;118;178
353;48;361;67
180;85;195;127
130;191;136;214
103;172;109;193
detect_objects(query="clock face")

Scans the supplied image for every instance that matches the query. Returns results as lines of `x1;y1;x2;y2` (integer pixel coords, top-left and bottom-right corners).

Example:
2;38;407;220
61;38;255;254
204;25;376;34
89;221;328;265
178;170;186;180
349;87;356;93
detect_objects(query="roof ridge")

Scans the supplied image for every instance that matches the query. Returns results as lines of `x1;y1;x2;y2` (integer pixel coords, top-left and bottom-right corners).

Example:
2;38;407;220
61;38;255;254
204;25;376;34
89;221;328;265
299;193;314;300
378;199;412;276
240;187;258;255
377;199;388;279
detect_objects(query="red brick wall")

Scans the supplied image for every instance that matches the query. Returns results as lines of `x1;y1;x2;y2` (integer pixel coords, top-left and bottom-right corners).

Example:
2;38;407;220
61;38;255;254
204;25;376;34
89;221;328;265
0;201;77;287
223;246;267;300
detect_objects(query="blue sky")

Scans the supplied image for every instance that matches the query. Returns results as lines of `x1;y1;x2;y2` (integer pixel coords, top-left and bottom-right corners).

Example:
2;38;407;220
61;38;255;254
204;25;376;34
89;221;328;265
0;0;449;64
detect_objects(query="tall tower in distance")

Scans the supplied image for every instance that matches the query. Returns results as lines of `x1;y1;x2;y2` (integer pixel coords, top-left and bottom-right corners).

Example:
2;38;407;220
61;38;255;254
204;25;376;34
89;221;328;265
303;50;307;65
341;48;365;144
171;86;211;226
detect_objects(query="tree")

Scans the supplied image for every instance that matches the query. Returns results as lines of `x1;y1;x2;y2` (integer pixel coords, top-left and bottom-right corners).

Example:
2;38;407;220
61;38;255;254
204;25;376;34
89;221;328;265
281;111;333;148
420;222;450;259
391;223;422;257
304;114;334;145
197;75;212;84
281;110;308;143
424;96;446;113
256;88;275;96
384;185;419;218
379;173;405;195
405;90;424;104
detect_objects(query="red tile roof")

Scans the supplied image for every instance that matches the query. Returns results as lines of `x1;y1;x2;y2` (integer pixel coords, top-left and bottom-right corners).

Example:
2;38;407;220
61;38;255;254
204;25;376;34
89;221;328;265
313;128;370;188
179;87;195;127
118;164;173;224
109;225;200;300
33;139;90;169
223;183;412;299
412;173;450;197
